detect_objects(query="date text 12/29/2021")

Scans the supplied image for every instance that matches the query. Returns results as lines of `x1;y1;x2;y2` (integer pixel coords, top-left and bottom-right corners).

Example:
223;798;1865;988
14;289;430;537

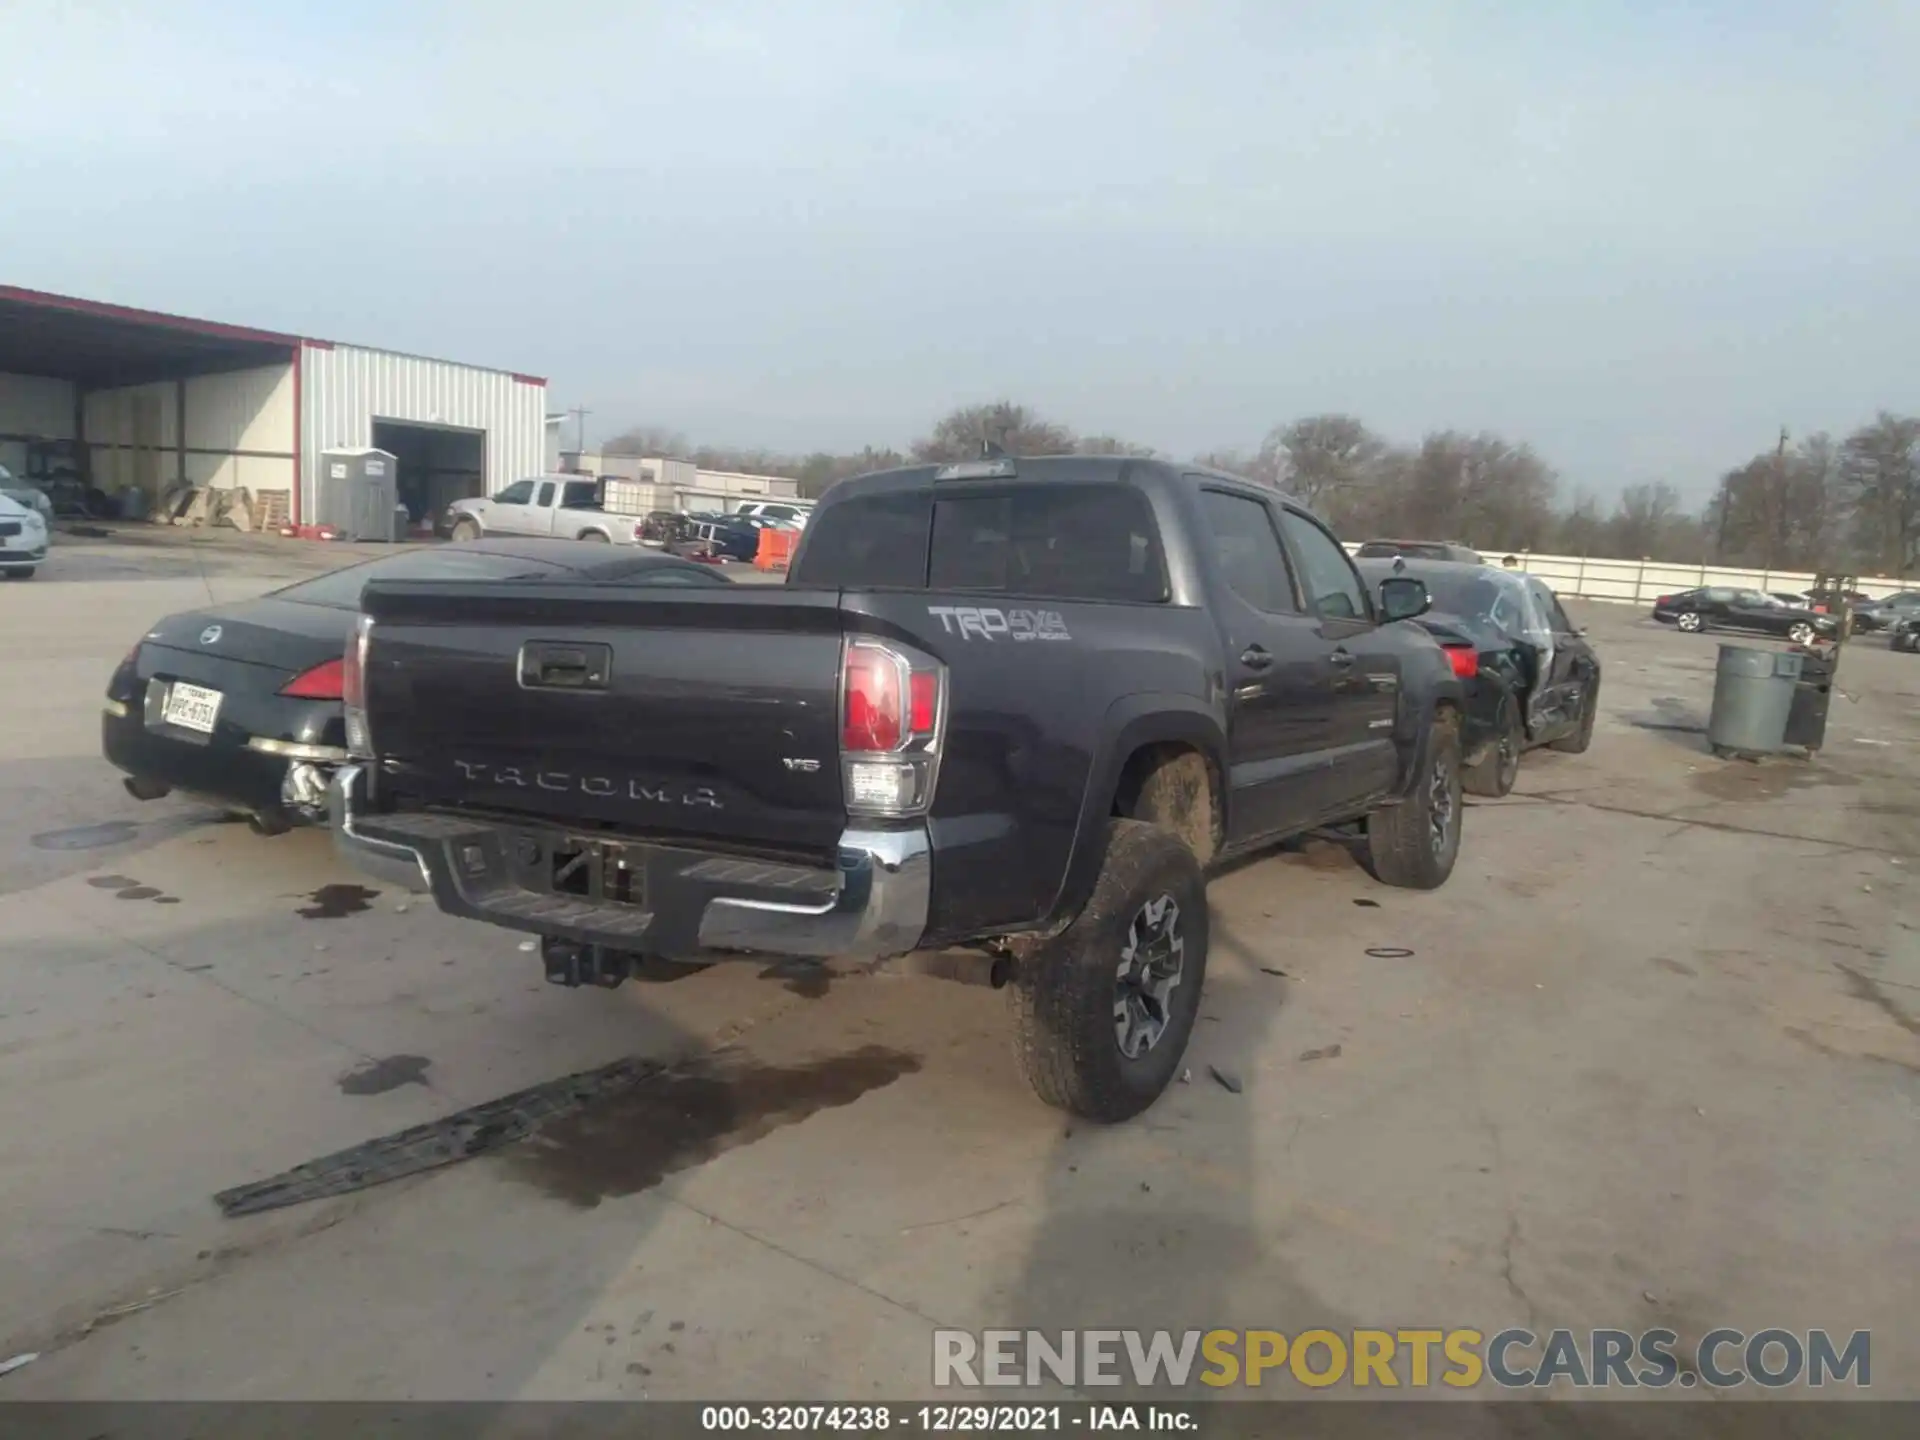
701;1404;1196;1432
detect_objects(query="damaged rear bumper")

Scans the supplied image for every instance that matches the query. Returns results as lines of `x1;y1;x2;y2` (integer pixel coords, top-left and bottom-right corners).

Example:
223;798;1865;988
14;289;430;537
327;763;929;961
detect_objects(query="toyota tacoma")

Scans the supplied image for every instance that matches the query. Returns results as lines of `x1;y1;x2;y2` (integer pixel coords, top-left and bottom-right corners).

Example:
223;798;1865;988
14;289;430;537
331;456;1465;1120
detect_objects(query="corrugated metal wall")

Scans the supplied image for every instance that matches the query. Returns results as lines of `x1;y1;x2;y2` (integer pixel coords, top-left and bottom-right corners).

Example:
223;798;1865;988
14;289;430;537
0;372;75;478
84;363;295;500
300;343;546;522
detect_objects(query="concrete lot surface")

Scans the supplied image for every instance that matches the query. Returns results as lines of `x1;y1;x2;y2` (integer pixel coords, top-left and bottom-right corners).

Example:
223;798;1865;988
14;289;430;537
2;528;1916;1403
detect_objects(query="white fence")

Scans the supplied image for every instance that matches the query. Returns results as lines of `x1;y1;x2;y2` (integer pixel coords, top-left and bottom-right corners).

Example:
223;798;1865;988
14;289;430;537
1341;545;1907;606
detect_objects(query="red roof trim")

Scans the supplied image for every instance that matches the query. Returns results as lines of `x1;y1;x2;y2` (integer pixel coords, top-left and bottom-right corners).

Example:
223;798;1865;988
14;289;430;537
512;373;547;386
0;284;303;347
304;338;336;350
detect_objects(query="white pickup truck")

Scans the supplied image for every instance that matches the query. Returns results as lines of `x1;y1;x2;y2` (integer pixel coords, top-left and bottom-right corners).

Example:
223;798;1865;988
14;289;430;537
446;476;643;545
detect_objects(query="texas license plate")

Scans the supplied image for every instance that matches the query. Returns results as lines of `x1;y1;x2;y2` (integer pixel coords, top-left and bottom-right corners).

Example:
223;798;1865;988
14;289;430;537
162;681;223;734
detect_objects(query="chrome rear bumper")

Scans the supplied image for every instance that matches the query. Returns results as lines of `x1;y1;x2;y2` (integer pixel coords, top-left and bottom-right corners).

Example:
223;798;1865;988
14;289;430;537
328;763;929;960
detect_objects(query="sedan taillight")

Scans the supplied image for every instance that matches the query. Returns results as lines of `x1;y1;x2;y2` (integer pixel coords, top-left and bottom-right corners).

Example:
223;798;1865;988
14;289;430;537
279;658;344;700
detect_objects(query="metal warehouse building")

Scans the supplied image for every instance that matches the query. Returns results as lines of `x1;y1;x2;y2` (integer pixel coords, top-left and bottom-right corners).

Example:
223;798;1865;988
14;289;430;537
0;285;547;530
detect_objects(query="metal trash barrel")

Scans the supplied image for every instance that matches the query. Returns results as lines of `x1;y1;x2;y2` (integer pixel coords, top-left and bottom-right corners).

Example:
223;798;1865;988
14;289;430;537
1784;650;1835;753
1707;645;1803;757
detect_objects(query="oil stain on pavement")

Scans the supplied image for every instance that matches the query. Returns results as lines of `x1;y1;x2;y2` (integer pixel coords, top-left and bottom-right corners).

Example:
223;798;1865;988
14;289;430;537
215;1045;920;1218
33;821;141;851
86;874;180;904
297;883;379;919
338;1054;433;1095
506;1045;921;1208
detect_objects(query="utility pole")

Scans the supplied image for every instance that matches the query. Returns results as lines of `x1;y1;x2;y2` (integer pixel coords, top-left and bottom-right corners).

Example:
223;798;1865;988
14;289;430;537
569;406;591;456
1767;425;1789;570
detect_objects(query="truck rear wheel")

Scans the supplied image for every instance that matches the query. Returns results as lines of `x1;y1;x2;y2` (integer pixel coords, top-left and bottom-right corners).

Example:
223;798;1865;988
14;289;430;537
1362;708;1462;891
1009;819;1208;1123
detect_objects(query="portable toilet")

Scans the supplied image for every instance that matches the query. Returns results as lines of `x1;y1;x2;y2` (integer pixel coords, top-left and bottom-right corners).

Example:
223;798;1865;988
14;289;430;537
316;448;399;541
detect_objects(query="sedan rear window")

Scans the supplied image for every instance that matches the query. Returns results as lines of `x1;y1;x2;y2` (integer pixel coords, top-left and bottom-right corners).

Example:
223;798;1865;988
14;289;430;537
273;550;569;609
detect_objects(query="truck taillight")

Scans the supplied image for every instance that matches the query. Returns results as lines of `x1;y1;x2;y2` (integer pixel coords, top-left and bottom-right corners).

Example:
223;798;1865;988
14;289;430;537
841;638;944;819
1442;642;1479;679
342;614;374;758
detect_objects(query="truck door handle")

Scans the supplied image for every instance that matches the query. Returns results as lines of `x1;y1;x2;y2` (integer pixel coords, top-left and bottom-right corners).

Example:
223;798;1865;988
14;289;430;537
1329;648;1356;667
1240;645;1274;671
518;641;612;691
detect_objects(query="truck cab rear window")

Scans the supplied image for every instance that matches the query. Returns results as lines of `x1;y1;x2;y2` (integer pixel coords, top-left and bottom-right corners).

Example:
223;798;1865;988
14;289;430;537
930;485;1167;603
790;491;933;588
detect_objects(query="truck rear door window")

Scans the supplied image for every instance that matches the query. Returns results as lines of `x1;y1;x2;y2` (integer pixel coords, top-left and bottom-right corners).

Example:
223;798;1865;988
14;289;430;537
929;485;1168;603
790;491;933;588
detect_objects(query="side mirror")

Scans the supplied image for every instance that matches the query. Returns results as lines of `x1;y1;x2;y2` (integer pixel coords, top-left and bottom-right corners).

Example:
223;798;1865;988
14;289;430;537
1378;576;1431;622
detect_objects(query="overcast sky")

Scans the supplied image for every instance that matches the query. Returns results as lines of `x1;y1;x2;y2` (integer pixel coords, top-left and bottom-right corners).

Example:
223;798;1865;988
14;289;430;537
3;0;1916;499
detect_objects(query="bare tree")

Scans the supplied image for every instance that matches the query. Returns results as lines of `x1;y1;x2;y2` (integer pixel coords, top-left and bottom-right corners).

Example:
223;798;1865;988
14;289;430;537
1394;431;1557;551
1708;431;1850;570
1842;412;1920;575
1607;481;1699;560
600;425;691;458
1192;448;1255;477
1260;414;1389;515
1554;489;1606;555
1076;435;1156;457
912;402;1077;463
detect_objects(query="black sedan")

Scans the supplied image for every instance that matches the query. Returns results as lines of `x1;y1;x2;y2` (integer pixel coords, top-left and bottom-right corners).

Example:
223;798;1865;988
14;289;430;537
103;540;731;834
1853;589;1920;633
1651;586;1836;645
1359;558;1601;797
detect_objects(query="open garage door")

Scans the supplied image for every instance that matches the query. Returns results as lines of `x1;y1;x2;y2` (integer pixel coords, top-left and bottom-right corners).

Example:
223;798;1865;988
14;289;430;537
371;419;485;535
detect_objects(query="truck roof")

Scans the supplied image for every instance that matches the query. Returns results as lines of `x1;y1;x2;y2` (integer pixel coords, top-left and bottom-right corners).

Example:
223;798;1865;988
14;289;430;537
820;454;1300;507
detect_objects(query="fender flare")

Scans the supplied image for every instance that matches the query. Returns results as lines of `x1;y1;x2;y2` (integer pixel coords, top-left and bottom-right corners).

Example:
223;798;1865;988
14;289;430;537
1043;693;1228;932
1393;670;1466;799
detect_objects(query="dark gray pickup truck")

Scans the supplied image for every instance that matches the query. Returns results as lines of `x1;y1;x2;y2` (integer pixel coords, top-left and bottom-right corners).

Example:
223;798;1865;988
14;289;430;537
331;456;1465;1120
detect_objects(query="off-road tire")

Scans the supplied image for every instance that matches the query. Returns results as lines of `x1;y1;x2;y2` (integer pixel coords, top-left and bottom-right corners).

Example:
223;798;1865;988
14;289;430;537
1363;709;1463;891
1009;819;1209;1123
1549;676;1599;754
450;517;481;542
1463;691;1521;798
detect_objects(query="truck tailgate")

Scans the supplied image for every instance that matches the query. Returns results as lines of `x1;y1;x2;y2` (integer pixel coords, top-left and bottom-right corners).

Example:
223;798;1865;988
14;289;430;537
358;581;849;856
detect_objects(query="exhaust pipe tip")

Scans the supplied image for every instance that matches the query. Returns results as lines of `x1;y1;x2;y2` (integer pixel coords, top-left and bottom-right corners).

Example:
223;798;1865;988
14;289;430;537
123;775;171;802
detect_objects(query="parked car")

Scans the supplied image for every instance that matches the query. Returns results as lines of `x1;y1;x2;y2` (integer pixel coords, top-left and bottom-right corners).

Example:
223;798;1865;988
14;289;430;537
1651;587;1837;645
331;455;1467;1122
1851;590;1920;633
638;510;693;547
447;476;647;545
0;490;49;579
1356;559;1600;797
669;517;762;562
1;463;56;527
1355;538;1484;564
103;542;730;835
732;500;813;530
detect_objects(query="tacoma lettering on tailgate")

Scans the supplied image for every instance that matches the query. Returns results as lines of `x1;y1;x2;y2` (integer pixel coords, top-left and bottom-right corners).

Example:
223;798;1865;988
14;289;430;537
452;760;721;808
